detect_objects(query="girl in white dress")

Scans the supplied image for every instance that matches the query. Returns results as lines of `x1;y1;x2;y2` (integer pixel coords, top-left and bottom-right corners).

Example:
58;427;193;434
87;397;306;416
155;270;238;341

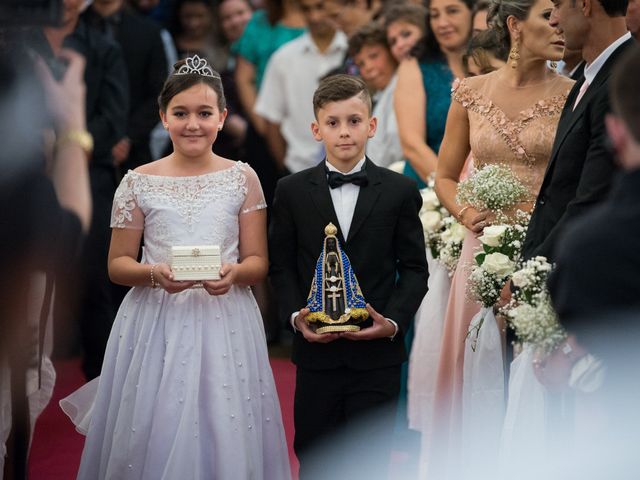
61;55;291;480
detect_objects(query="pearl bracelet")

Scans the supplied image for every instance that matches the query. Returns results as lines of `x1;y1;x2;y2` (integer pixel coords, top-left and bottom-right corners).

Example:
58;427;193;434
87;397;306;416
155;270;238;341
150;264;158;288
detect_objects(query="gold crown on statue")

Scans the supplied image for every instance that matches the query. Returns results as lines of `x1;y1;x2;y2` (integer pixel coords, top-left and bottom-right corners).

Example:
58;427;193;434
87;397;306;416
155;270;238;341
325;223;338;236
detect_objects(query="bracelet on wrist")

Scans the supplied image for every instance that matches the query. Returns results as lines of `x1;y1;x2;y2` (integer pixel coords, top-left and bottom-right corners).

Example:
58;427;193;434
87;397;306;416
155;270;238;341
457;205;472;221
55;129;94;156
150;264;158;288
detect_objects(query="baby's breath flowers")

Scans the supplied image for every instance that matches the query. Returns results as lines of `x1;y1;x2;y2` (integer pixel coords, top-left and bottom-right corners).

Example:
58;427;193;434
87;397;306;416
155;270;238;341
456;164;529;212
502;257;566;353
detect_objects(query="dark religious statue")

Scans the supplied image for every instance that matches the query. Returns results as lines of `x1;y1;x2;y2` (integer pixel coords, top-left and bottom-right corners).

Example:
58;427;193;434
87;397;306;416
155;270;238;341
306;223;368;333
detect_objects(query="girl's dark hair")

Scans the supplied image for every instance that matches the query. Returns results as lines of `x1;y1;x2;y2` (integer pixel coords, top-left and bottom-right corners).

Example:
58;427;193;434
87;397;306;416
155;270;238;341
158;59;227;112
414;0;473;61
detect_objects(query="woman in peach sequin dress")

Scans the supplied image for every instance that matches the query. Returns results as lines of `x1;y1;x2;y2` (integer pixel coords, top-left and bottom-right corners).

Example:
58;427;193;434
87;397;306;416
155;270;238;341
426;0;574;476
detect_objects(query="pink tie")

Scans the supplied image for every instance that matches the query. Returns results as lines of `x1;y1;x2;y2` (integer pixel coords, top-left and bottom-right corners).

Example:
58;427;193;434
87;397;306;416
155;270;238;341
573;81;590;110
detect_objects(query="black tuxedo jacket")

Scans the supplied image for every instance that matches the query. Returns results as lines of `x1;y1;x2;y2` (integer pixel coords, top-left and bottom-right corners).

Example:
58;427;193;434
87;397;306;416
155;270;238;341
522;38;635;261
269;159;429;370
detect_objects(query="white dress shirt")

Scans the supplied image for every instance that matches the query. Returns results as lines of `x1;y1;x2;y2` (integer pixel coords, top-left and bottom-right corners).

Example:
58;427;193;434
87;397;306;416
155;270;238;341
576;32;632;105
290;158;398;338
326;158;366;240
254;31;348;173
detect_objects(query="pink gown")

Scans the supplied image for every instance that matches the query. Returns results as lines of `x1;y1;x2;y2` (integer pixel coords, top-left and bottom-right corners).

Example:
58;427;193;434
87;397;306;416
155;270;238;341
426;71;573;477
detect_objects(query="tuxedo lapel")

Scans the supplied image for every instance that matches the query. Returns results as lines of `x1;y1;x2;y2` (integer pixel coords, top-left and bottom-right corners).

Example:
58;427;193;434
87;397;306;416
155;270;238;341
542;78;584;177
307;162;346;245
347;159;382;243
544;39;634;178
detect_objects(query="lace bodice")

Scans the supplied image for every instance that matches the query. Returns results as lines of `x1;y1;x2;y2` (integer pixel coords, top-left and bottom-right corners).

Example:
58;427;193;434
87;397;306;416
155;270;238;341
110;162;266;266
453;72;573;199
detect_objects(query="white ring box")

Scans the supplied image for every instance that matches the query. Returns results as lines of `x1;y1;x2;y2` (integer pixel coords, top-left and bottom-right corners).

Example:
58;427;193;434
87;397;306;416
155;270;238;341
171;245;221;281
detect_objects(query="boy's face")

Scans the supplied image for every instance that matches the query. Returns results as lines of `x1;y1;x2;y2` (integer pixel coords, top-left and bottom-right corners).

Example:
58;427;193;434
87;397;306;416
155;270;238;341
311;94;377;169
353;44;397;92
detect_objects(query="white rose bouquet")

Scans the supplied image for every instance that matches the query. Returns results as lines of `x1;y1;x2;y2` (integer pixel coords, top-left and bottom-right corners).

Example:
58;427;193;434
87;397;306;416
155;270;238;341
502;257;566;353
465;211;529;350
456;164;529;212
419;180;464;275
467;211;530;308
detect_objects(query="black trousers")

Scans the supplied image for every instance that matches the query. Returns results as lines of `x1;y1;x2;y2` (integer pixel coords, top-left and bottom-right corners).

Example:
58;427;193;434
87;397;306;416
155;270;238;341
294;364;401;480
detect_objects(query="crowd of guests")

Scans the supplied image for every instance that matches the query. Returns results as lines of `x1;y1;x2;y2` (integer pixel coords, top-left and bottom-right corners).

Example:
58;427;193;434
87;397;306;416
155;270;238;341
2;0;640;478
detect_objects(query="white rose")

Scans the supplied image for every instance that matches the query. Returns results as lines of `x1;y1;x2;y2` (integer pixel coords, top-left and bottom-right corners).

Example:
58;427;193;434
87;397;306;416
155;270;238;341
420;189;440;211
420;210;442;233
448;222;467;243
478;225;508;247
482;252;515;277
511;269;530;288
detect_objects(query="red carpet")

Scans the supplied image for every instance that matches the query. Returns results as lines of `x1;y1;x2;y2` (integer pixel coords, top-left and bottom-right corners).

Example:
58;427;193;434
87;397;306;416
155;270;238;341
28;358;299;479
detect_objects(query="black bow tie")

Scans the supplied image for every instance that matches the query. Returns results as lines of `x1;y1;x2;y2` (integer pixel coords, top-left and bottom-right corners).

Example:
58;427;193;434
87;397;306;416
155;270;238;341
326;168;368;189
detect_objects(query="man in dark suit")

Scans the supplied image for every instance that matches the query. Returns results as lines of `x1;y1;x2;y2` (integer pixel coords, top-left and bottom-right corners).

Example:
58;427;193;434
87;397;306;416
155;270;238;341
522;0;634;261
83;0;167;172
269;75;428;479
536;49;640;472
549;44;640;346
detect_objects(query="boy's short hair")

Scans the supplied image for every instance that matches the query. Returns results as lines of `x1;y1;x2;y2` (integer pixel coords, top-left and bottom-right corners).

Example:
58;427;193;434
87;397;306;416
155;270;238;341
313;74;372;117
611;45;640;142
348;23;389;58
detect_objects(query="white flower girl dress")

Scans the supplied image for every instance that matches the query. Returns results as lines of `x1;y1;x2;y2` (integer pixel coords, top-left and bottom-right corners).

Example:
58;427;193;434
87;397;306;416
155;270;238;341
61;162;290;480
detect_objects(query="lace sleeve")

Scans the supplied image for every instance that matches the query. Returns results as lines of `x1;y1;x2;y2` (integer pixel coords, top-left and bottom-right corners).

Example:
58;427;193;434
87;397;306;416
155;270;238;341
239;164;267;214
110;172;144;229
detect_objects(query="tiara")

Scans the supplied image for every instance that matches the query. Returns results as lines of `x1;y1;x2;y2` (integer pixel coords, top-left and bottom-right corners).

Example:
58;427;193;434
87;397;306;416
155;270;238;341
175;55;220;78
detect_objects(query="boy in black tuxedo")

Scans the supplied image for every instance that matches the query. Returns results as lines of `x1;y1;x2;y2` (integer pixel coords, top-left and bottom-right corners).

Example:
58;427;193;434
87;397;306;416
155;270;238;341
269;75;428;479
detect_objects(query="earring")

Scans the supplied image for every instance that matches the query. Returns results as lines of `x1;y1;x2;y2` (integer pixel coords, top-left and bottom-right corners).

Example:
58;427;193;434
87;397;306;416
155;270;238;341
550;61;558;69
218;126;222;131
509;36;520;69
163;123;168;130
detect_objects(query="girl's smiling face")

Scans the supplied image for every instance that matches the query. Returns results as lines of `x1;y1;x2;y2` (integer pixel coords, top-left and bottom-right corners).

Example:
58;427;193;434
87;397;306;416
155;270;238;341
161;83;227;157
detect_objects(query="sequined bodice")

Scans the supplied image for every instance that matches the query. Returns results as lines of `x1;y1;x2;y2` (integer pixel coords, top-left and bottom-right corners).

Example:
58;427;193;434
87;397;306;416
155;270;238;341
453;72;572;199
110;162;266;266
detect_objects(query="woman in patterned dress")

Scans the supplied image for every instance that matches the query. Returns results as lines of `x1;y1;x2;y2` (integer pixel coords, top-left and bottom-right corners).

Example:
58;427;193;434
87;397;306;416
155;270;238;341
427;0;573;476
